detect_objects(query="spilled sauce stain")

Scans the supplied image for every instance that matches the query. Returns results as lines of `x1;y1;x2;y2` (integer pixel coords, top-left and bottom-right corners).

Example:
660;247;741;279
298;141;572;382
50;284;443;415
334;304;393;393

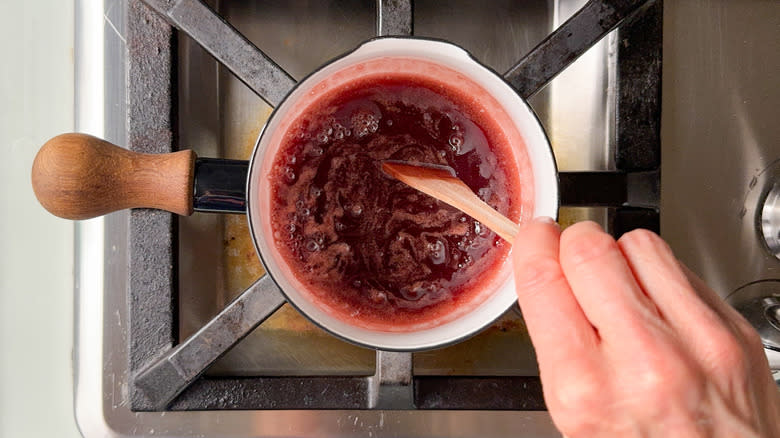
222;105;322;333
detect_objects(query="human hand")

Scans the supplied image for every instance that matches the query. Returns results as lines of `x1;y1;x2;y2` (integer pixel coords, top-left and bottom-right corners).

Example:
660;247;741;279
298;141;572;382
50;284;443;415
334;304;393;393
512;218;780;437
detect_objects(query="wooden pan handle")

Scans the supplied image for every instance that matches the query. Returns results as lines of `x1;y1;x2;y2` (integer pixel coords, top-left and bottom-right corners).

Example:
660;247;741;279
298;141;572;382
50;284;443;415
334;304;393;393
31;133;197;220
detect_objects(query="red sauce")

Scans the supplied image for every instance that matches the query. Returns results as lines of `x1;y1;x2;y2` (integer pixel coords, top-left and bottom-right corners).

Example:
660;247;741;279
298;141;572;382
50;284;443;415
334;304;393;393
269;74;523;330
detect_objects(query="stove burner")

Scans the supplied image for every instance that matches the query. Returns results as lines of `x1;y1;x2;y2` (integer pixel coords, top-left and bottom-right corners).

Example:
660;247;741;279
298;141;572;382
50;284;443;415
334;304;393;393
125;0;662;411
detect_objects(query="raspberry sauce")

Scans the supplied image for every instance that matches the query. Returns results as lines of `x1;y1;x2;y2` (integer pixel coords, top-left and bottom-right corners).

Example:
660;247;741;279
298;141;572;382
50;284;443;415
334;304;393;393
269;74;524;330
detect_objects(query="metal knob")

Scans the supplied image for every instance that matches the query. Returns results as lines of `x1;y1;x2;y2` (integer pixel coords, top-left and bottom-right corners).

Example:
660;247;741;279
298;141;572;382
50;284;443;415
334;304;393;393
761;183;780;259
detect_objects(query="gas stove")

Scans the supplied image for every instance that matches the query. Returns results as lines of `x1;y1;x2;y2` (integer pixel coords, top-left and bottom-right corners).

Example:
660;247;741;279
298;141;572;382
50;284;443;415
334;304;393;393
73;0;778;437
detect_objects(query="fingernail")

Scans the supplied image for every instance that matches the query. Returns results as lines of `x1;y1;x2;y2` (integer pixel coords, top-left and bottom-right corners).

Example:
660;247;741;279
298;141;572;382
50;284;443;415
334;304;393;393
534;216;558;227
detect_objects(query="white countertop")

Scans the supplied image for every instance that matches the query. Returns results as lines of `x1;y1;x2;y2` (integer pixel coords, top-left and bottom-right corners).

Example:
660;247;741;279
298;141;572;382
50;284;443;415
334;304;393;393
0;1;80;436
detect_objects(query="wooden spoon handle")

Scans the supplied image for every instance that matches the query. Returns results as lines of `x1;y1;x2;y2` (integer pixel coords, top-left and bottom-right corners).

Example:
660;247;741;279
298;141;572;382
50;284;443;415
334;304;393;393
31;133;197;220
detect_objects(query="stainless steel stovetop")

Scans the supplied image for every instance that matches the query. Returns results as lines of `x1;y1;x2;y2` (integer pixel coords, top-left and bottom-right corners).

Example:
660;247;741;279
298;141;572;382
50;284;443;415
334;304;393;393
73;0;779;437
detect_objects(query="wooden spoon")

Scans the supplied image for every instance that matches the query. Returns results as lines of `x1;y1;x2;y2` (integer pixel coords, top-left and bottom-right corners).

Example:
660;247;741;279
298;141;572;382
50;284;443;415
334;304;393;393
382;161;521;242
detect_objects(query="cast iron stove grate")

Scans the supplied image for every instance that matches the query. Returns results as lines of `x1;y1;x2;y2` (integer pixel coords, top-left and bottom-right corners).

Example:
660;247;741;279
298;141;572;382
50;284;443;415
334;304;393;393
124;0;662;411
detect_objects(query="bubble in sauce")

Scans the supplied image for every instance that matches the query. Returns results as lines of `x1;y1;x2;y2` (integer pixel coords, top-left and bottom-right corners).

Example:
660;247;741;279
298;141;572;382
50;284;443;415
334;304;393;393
449;134;464;149
283;167;297;184
305;239;320;252
348;204;363;217
429;239;447;265
369;289;388;305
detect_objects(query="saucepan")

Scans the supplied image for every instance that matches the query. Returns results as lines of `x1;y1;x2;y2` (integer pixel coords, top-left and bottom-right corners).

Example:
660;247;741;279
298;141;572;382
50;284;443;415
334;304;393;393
32;37;559;350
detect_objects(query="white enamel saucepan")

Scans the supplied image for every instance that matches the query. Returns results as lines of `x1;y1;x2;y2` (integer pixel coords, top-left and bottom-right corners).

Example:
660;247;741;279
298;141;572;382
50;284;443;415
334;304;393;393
32;37;559;351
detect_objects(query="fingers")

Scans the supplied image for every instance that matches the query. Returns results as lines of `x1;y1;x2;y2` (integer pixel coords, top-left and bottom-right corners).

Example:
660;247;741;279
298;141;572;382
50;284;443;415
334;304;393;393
617;233;780;434
616;230;748;346
558;222;661;338
512;217;599;364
